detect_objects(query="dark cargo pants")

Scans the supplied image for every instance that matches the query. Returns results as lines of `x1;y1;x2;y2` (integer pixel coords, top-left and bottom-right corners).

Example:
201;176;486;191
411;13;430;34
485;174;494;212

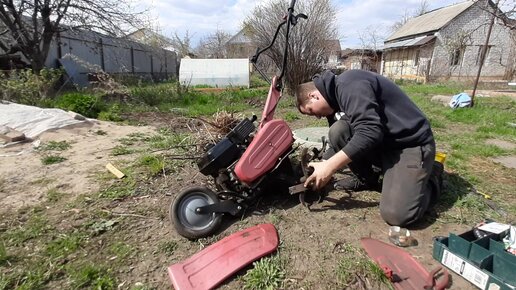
326;120;436;226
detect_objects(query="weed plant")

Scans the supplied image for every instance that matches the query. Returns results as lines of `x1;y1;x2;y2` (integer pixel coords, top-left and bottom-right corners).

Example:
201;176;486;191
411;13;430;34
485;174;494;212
41;155;67;165
243;255;285;290
54;92;104;118
38;140;71;151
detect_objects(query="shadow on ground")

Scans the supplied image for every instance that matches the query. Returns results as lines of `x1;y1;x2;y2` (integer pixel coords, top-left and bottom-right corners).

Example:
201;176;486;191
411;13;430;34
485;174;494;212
411;171;474;230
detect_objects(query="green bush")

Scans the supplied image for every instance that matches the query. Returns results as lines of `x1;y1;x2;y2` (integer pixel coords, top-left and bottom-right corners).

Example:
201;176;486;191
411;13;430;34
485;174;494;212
130;82;179;106
55;92;104;118
250;73;270;88
0;68;62;105
98;103;123;122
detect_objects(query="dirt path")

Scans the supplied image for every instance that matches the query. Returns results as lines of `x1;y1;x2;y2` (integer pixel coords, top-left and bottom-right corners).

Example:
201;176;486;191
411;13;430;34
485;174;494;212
0;121;154;210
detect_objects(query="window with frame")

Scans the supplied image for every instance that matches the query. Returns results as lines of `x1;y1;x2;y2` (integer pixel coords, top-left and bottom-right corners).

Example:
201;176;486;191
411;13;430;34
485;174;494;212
450;47;464;66
475;45;492;66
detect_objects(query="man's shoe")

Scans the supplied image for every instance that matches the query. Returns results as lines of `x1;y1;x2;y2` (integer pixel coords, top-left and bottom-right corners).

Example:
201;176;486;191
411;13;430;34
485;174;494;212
333;175;381;192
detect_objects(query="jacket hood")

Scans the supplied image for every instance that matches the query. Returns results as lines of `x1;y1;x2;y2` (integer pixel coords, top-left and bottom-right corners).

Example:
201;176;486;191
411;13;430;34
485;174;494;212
312;70;338;110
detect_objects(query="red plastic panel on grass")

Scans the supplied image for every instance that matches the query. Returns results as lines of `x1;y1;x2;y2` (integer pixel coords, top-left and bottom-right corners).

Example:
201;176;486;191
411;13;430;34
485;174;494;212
168;223;279;290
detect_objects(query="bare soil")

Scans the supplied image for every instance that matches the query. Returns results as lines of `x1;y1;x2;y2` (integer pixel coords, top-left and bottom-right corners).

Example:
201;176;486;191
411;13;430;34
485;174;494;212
0;114;513;290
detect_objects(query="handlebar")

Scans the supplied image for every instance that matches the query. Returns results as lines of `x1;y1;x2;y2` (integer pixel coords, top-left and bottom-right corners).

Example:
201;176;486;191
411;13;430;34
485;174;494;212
289;0;296;11
250;0;306;91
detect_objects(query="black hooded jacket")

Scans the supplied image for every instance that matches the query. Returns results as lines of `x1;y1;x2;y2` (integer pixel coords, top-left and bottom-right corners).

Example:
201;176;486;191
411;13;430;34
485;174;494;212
312;69;433;161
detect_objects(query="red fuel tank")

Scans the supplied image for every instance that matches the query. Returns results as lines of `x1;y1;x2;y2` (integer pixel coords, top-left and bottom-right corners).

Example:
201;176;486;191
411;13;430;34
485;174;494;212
234;119;293;185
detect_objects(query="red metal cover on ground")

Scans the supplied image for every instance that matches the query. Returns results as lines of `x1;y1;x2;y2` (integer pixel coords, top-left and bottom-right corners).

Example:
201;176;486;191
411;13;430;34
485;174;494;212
234;119;293;184
168;224;279;290
360;238;448;290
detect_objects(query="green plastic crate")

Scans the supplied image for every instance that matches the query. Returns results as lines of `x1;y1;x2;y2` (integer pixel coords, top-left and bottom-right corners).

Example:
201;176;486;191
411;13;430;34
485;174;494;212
433;229;516;290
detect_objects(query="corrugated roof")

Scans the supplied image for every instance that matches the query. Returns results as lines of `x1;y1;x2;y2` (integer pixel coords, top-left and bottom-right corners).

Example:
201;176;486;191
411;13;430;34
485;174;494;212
226;29;252;44
382;35;436;50
386;1;475;42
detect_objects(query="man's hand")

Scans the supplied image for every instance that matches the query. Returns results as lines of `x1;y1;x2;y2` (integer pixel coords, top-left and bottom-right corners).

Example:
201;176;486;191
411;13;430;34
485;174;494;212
304;160;334;190
304;150;352;190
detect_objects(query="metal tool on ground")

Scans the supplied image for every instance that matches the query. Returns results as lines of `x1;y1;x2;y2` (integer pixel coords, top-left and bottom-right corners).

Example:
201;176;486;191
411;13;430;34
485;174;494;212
361;237;449;290
470;187;506;217
167;223;279;290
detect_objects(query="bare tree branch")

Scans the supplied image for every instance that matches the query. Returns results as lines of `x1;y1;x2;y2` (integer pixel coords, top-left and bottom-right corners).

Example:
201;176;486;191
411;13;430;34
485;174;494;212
195;28;231;59
244;0;338;92
0;0;146;71
169;30;194;59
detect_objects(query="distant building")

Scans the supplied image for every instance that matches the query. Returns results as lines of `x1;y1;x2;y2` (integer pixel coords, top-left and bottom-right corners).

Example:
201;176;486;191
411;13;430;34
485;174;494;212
226;29;256;59
382;0;514;82
126;28;176;52
341;49;382;72
323;40;342;69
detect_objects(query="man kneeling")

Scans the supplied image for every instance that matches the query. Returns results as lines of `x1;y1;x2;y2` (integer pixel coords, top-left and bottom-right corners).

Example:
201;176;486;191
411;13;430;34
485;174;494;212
296;69;442;227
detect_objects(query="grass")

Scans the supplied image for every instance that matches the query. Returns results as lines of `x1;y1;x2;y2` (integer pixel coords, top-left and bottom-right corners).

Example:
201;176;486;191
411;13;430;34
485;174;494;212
98;168;136;199
41;155;67;165
109;242;134;260
147;128;193;150
138;154;168;176
118;132;150;146
45;232;84;258
111;145;134;156
0;242;7;266
69;264;116;289
335;243;392;288
4;214;51;246
30;178;55;186
99;179;135;199
46;188;65;202
283;111;299;122
403;83;516;220
38;140;71;151
267;212;283;225
158;241;178;256
243;255;285;290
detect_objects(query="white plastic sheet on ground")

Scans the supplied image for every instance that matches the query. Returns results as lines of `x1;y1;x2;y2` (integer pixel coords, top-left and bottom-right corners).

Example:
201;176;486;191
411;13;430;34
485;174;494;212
0;101;85;139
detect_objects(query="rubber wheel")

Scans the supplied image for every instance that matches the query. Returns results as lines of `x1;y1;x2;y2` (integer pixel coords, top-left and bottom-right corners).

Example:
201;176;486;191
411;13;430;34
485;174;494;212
170;186;222;239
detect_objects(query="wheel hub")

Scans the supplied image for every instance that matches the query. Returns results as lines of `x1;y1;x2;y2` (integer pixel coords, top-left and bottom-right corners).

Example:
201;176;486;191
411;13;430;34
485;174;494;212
178;194;215;230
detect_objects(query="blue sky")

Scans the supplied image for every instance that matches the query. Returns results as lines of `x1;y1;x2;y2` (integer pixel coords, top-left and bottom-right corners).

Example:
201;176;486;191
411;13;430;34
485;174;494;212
145;0;484;49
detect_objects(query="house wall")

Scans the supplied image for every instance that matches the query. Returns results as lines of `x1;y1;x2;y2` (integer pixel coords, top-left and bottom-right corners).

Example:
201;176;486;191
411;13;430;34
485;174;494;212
382;43;434;81
226;43;256;59
430;2;513;80
347;55;381;72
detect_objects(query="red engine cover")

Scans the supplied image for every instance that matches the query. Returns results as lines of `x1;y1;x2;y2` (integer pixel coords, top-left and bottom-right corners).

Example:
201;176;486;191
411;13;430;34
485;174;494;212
234;119;293;184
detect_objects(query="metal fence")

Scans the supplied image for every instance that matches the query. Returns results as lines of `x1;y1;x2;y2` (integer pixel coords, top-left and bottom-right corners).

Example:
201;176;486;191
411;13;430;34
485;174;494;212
1;29;178;87
48;30;178;86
